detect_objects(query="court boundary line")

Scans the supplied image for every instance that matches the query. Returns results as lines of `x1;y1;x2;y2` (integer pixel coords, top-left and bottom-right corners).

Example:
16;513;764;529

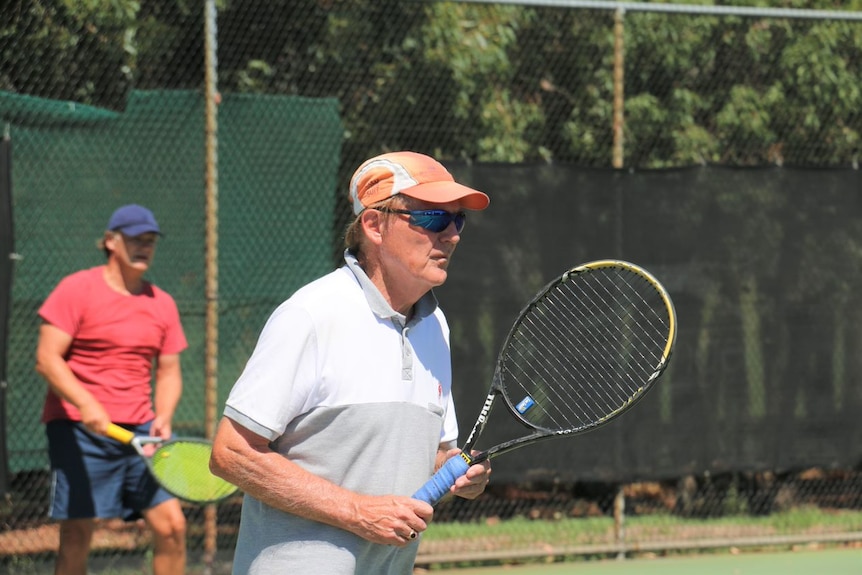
415;531;862;567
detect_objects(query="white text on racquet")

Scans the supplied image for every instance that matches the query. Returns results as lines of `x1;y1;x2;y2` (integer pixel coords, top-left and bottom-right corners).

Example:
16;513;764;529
464;393;496;446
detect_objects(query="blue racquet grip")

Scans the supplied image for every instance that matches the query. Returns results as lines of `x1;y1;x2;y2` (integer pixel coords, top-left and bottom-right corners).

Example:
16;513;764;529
412;454;470;506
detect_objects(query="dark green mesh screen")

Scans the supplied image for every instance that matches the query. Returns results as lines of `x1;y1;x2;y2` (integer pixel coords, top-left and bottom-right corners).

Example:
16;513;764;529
218;93;343;404
3;90;341;472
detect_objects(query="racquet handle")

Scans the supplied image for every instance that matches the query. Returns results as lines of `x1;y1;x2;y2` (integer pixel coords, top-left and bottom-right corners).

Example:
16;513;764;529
412;454;471;506
105;423;135;444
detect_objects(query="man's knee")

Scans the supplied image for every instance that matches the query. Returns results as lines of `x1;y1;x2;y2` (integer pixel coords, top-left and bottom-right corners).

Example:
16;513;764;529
147;501;187;545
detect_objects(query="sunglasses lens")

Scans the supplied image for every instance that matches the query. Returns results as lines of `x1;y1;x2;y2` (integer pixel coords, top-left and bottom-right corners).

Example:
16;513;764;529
410;211;466;233
453;213;466;232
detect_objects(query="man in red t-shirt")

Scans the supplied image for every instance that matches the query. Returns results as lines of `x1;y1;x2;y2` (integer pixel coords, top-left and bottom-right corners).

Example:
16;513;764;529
35;204;188;575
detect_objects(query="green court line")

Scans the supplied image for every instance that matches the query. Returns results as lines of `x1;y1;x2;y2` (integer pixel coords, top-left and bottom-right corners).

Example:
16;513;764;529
430;548;861;575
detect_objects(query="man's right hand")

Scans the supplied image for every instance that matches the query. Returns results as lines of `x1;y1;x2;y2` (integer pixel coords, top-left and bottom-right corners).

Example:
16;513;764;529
349;493;433;547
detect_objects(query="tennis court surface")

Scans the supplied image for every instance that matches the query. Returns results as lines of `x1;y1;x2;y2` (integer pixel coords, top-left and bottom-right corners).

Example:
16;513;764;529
429;547;861;575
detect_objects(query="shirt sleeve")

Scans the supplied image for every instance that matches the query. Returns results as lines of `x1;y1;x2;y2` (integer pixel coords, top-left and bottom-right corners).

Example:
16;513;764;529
38;273;88;337
224;301;319;442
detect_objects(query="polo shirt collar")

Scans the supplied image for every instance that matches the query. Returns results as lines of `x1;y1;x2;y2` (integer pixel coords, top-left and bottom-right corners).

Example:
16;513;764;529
343;249;438;325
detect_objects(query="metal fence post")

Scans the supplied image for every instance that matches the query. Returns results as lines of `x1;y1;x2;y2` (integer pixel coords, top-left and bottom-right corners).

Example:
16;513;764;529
203;0;220;571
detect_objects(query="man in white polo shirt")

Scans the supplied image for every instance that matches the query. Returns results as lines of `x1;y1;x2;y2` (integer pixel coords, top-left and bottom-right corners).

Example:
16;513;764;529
210;151;493;574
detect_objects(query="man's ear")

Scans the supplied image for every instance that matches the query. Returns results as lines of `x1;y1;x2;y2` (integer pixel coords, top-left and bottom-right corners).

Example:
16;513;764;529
103;231;119;252
361;209;386;246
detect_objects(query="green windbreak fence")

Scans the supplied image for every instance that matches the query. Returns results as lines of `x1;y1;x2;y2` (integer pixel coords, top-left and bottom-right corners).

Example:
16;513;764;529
3;90;342;472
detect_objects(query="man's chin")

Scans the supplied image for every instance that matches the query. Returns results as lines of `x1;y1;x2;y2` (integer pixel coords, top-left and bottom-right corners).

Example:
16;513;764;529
428;269;449;287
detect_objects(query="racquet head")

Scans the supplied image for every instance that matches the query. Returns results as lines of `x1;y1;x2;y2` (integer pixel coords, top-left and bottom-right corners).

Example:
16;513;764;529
146;439;239;504
494;259;676;446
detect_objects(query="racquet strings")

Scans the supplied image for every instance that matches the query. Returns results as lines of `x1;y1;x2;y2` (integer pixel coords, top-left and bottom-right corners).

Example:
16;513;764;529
500;265;673;433
150;440;238;503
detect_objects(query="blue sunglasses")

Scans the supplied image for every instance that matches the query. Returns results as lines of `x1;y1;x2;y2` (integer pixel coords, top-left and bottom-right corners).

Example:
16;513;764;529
377;208;467;233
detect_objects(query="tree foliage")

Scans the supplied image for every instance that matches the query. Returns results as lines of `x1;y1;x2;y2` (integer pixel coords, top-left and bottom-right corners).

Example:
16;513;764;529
2;0;860;166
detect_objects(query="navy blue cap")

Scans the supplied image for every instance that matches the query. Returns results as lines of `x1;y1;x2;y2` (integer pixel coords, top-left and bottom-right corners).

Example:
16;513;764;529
107;204;161;236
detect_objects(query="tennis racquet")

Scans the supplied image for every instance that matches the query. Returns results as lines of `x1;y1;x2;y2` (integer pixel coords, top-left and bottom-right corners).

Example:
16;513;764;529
106;423;239;504
413;259;677;506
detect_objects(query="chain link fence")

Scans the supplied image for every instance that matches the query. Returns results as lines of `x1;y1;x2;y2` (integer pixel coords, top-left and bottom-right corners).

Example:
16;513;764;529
2;0;862;571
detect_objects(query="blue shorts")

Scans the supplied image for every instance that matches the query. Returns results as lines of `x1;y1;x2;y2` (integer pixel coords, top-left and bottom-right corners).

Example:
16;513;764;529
46;420;175;521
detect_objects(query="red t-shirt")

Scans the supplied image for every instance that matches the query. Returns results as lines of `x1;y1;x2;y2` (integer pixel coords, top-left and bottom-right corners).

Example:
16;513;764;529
39;266;188;424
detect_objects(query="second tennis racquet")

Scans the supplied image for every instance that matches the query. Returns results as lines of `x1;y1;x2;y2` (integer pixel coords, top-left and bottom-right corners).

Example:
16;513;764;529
106;423;239;504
